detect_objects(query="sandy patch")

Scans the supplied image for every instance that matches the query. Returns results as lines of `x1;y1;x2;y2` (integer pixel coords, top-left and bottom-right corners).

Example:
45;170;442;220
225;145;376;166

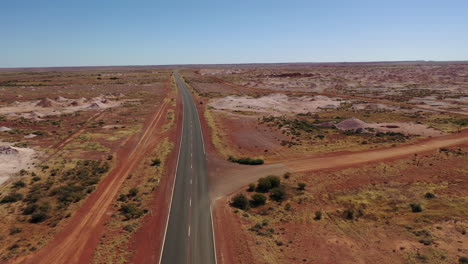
209;94;344;115
0;95;125;120
0;142;39;185
335;118;445;137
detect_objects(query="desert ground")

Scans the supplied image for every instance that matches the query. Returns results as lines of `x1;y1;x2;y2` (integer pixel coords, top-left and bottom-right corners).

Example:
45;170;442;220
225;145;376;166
0;62;467;264
182;62;468;264
0;68;180;263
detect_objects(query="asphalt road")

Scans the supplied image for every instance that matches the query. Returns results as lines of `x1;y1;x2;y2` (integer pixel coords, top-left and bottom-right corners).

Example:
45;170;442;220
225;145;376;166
160;73;216;264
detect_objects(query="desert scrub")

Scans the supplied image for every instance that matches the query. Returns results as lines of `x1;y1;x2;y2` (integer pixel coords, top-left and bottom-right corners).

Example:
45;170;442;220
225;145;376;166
228;156;264;165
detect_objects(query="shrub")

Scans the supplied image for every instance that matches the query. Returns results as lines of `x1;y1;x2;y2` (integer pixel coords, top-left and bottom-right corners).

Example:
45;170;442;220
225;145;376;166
284;203;291;211
314;211;322;220
410;203;423;213
228;156;264;165
250;193;267;207
256;178;272;193
128;188;139;197
120;203;144;220
151;158;161;167
266;175;280;188
283;172;291;179
13;180;26;188
459;257;468;264
298;182;306;190
32;176;41;182
51;185;86;204
1;193;24;203
9;227;22;235
247;183;256;192
30;212;50;223
123;224;134;232
424;192;436;199
23;203;39;215
270;188;286;202
230;193;250;210
343;209;354;220
118;194;127;202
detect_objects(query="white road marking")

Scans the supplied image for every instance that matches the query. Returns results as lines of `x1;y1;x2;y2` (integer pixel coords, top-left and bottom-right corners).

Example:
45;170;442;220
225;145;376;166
190;179;192;184
188;225;191;237
189;199;192;207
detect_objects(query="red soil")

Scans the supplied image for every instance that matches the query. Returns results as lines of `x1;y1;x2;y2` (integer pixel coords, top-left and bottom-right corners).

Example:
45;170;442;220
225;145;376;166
212;131;468;264
13;81;173;264
128;88;183;263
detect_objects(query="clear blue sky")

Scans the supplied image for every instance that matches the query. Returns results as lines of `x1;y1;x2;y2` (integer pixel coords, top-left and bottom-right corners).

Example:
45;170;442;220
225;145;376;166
1;0;467;67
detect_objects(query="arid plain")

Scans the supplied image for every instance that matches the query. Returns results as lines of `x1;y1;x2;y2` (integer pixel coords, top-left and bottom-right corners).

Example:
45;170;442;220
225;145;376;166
0;62;467;264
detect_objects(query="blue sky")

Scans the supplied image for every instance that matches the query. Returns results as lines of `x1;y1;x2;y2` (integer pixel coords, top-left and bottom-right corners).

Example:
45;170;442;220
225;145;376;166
1;0;467;67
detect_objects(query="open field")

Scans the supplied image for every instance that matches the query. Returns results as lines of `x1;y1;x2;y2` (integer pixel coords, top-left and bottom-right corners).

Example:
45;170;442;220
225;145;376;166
0;62;467;264
182;62;468;264
0;68;178;262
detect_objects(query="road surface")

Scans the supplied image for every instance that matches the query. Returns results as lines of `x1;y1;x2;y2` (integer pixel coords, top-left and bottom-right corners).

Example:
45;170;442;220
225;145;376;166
160;73;216;264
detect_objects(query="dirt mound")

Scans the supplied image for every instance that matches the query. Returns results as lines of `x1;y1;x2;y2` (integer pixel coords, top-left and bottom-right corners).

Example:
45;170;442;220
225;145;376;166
335;118;368;131
0;126;12;132
54;96;68;102
0;146;19;155
0;142;37;185
87;102;101;109
35;98;55;107
69;101;81;106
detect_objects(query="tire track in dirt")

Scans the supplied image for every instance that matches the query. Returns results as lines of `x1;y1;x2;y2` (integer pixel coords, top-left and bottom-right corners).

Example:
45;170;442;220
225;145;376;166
14;92;171;264
210;131;468;200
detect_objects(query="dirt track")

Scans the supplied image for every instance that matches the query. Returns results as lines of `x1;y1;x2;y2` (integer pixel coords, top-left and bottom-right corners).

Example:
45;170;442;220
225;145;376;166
210;130;468;199
13;91;172;264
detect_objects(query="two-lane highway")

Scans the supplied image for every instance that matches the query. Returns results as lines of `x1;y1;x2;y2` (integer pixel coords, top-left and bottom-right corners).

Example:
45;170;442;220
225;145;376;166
160;73;216;264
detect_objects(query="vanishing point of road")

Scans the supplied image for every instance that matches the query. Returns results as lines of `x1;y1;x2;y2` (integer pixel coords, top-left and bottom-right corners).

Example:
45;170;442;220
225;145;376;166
160;73;216;264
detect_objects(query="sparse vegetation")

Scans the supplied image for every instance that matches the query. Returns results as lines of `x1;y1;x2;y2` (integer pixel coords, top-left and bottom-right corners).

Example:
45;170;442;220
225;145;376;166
250;193;267;207
231;193;250;210
410;203;423;213
228;156;264;165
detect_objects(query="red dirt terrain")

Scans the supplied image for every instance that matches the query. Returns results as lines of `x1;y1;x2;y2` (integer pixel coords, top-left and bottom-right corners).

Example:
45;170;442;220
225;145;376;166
12;88;173;264
212;131;468;264
128;89;183;263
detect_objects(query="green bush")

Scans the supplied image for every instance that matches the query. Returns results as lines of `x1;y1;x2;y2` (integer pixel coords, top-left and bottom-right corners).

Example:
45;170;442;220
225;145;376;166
13;180;26;188
298;182;306;190
118;194;127;202
343;209;354;220
23;203;39;215
250;193;267;207
51;185;86;204
247;183;256;192
265;175;280;188
128;188;139;197
459;257;468;264
230;193;250;210
424;192;436;199
410;203;423;213
120;203;144;220
228;156;264;165
32;176;41;182
256;177;272;193
30;212;50;223
9;227;22;235
1;193;24;203
270;188;286;202
151;158;161;167
314;211;322;220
